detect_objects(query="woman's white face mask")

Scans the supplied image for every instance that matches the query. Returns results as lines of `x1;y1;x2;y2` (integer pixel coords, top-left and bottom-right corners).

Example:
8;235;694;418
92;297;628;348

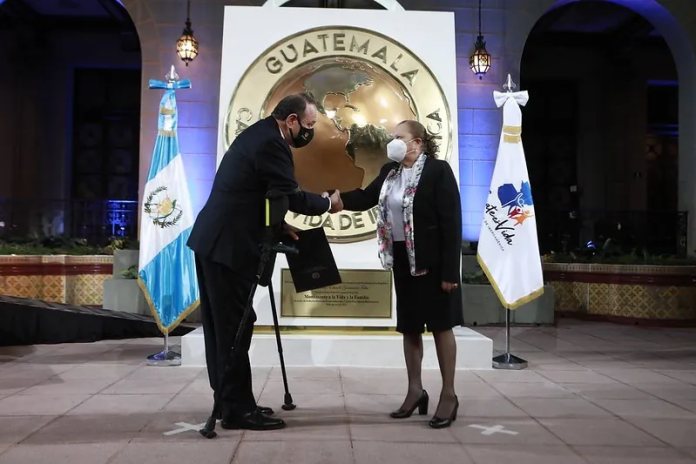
386;138;418;163
386;139;407;162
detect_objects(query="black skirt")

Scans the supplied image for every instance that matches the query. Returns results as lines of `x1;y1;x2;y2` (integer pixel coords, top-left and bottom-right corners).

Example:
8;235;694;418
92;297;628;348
392;241;464;334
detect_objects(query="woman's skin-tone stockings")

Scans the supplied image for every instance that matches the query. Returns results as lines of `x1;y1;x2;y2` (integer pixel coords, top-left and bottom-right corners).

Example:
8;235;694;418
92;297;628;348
399;333;424;409
399;330;458;419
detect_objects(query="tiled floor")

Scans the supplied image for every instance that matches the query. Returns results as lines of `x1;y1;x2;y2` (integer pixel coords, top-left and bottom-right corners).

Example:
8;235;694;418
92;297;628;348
1;319;695;463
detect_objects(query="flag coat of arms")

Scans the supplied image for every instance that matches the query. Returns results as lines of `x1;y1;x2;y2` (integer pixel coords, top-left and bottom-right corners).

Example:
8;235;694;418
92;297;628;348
138;70;199;334
477;84;544;309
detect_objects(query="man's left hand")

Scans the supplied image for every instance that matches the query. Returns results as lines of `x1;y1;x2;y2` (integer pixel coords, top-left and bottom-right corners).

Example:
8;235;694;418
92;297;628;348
283;224;299;241
441;281;459;292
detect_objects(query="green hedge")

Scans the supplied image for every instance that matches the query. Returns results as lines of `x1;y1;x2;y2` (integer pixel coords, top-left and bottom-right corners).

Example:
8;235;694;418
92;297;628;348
0;235;138;256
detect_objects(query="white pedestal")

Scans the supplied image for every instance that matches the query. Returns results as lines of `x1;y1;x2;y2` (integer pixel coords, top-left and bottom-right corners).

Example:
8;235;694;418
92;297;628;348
181;326;493;370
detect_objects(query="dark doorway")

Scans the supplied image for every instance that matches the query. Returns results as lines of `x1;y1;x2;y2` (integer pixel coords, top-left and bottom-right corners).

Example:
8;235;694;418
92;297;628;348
71;68;140;202
0;0;141;243
521;1;682;254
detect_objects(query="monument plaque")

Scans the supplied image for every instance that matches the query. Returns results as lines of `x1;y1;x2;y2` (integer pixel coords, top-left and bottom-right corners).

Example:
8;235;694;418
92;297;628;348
223;26;452;243
280;268;392;318
217;7;458;328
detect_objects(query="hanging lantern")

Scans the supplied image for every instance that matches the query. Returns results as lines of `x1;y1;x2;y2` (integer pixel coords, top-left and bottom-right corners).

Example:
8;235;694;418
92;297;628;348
470;35;491;79
470;0;491;79
176;0;198;66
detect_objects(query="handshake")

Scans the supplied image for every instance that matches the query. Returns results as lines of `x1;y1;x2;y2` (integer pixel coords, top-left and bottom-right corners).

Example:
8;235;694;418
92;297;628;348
323;190;344;214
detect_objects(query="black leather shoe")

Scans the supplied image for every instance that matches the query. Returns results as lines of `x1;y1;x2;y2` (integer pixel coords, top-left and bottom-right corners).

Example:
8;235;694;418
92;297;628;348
390;390;429;419
257;406;274;415
215;406;274;419
429;396;459;429
221;409;286;431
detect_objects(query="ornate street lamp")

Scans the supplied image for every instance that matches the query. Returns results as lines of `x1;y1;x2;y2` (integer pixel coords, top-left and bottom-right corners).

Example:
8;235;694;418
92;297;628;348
470;0;491;79
176;0;198;66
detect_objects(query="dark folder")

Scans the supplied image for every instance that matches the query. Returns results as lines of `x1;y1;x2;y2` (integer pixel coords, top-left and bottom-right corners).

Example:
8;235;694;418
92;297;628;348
285;227;342;293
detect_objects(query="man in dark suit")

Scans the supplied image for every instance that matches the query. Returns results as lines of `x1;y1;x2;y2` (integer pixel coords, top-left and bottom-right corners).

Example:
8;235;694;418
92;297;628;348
187;93;342;431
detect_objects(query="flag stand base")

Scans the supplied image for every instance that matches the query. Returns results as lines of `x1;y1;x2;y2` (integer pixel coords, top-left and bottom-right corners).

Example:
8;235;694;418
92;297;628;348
146;334;181;367
491;308;528;370
492;353;528;370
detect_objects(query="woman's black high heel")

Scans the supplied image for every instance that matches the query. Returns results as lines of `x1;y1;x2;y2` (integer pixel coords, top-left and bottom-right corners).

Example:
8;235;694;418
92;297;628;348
429;395;458;429
390;390;429;419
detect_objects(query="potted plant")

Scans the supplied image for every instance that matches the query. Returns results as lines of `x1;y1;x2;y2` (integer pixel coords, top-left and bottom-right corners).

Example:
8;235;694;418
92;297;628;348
102;262;150;316
104;237;140;276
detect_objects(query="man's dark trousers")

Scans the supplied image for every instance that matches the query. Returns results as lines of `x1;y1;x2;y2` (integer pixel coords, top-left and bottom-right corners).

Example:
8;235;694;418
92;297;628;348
195;254;257;416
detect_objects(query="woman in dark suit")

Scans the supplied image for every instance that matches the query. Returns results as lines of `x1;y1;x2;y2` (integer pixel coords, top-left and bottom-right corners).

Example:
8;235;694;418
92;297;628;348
337;119;463;428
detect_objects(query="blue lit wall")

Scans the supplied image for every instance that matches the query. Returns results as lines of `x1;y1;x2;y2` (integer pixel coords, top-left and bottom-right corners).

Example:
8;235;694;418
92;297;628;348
453;23;504;243
175;98;218;217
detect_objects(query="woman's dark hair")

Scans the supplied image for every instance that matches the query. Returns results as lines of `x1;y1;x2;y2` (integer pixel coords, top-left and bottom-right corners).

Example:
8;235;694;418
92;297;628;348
397;120;439;158
271;93;318;121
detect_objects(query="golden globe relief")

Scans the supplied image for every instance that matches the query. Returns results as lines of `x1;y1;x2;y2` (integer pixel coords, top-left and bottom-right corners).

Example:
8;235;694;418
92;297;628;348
224;26;452;243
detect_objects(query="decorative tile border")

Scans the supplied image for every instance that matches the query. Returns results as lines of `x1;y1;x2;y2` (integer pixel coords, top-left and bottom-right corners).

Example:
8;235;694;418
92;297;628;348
0;255;114;306
544;264;696;321
544;262;696;276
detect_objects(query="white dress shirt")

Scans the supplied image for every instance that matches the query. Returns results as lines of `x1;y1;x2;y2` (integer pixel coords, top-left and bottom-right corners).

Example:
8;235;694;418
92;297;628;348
387;167;413;242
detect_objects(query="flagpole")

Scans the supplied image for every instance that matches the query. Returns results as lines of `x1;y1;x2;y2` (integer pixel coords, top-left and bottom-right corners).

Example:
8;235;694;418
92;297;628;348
147;332;182;367
492;307;527;370
487;73;534;371
505;308;510;354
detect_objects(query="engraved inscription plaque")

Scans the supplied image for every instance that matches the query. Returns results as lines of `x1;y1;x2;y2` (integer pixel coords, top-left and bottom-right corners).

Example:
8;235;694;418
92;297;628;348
280;268;392;318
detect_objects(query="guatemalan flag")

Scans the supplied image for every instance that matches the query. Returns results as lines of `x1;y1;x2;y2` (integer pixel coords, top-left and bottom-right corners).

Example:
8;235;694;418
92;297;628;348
138;67;199;334
477;75;544;309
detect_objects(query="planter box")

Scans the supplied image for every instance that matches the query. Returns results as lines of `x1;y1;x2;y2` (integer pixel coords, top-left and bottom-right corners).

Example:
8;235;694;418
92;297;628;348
461;253;554;326
113;249;139;278
102;278;150;316
0;255;113;306
107;249;203;322
543;263;696;323
461;254;480;274
462;284;555;326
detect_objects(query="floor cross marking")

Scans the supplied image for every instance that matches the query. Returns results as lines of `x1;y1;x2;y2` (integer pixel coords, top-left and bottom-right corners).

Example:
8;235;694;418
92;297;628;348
163;421;218;436
468;424;519;436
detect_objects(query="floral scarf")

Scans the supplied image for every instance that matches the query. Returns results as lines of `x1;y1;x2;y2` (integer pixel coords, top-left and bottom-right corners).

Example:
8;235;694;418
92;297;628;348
376;153;428;276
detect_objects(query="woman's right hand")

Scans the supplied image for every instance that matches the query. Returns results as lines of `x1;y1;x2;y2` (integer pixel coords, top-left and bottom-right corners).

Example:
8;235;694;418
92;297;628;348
441;281;459;292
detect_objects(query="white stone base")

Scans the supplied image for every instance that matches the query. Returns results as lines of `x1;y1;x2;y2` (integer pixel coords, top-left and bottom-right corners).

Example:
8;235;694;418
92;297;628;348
181;326;493;370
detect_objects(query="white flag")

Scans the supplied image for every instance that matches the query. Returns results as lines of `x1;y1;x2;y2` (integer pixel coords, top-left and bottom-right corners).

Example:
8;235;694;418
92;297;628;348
477;80;544;309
